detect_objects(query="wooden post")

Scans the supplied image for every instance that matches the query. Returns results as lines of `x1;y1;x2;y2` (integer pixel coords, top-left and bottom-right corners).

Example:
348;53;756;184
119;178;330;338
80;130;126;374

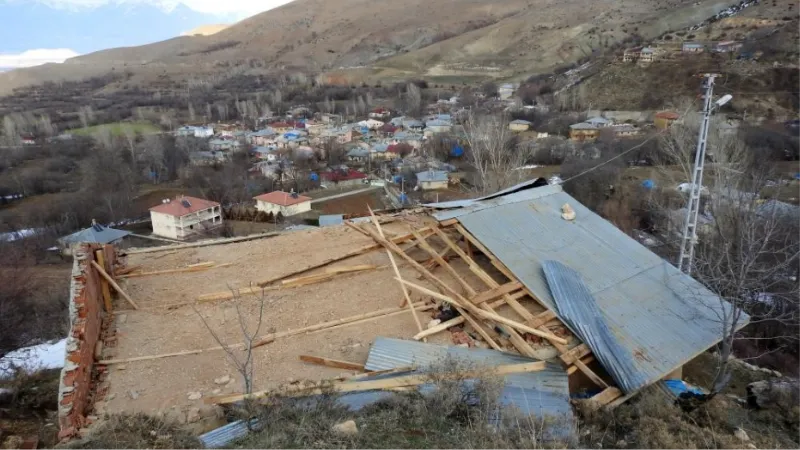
91;261;140;310
94;249;113;313
367;207;424;335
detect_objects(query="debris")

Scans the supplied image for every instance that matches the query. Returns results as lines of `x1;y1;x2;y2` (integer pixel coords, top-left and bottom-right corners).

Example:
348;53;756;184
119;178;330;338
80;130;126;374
451;330;474;347
214;375;231;385
117;365;127;370
746;379;799;410
116;314;127;324
427;319;442;329
187;391;202;400
212;389;221;395
561;203;576;221
128;390;139;400
2;436;23;449
734;427;750;442
331;420;358;436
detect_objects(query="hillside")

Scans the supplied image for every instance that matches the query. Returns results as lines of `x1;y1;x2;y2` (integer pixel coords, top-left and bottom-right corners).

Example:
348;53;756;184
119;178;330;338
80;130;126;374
0;0;747;95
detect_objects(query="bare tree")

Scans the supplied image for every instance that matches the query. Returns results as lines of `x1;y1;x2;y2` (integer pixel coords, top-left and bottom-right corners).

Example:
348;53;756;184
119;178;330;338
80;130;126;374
655;120;799;393
406;83;422;116
463;112;533;195
193;289;269;395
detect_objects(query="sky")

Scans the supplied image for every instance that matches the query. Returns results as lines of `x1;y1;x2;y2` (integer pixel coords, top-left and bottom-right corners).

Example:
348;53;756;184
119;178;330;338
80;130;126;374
0;0;294;70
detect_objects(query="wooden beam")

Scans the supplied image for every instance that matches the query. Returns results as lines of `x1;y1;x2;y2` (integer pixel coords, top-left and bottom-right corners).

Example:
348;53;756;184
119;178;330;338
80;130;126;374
99;301;436;365
367;207;423;335
298;355;365;371
94;250;113;313
567;356;596;375
90;261;139;310
118;263;224;279
412;296;511;340
439;218;458;227
470;281;523;305
211;361;547;404
125;232;281;255
527;310;558;328
360;225;503;351
396;278;567;345
560;343;591;365
585;387;623;410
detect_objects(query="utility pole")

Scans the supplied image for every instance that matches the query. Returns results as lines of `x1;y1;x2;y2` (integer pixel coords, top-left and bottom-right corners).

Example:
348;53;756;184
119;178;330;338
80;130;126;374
677;73;718;275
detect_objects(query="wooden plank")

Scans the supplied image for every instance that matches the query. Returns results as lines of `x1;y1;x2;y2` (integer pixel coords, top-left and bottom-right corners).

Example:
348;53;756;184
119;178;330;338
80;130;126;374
346;366;415;380
100;301;436;365
367;207;423;335
527;310;557;328
298;355;365;371
586;387;623;410
470;281;523;305
94;250;113;313
211;361;547;404
115;265;142;276
90;261;139;310
560;343;591;365
567;356;596;375
118;264;221;279
574;359;609;389
439;218;458;227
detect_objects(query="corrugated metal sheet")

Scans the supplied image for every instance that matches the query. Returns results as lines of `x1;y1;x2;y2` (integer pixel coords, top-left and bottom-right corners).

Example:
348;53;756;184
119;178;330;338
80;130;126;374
198;419;259;448
318;214;344;227
448;185;747;395
542;260;647;393
365;337;574;421
423;178;548;210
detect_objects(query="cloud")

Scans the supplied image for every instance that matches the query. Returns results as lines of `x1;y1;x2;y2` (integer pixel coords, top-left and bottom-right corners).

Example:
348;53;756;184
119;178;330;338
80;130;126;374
10;0;295;16
0;48;80;69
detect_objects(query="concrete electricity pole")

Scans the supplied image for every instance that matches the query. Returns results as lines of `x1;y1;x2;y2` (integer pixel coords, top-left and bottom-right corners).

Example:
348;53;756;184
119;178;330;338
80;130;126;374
677;74;727;275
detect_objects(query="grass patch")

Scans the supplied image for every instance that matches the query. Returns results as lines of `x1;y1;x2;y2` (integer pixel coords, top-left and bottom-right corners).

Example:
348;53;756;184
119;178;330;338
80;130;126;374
63;414;200;449
69;122;160;137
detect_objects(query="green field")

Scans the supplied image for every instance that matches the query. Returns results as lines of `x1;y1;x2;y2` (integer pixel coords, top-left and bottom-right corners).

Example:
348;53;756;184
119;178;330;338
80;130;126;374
70;121;160;136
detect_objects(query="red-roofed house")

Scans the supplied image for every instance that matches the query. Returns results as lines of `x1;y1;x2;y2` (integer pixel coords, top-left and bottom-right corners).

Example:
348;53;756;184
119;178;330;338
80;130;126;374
149;196;222;240
369;107;391;120
254;191;312;216
320;168;368;187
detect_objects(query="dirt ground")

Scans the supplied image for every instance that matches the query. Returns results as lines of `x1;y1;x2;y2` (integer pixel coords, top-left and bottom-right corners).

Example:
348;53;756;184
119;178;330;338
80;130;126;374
315;191;388;216
100;220;554;417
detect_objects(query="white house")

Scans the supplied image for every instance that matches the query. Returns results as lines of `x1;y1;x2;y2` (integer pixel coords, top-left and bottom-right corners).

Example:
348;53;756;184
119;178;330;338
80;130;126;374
416;170;449;190
585;116;613;128
424;119;452;135
499;83;516;100
254;191;312;216
358;118;385;130
149;196;222;241
176;125;214;138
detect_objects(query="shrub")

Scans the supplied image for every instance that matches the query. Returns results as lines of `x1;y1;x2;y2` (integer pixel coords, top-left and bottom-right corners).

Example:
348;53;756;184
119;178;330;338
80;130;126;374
64;414;200;449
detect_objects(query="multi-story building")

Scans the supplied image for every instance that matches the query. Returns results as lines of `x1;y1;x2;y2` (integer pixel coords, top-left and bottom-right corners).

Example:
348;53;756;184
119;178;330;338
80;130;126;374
149;196;222;240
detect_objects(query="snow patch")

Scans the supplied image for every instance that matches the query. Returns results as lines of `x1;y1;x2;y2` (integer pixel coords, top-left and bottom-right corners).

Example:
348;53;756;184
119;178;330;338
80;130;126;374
0;338;67;378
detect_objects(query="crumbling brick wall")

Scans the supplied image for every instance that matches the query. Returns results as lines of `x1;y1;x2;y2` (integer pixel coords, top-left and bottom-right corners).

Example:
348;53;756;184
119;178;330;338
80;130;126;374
58;244;115;439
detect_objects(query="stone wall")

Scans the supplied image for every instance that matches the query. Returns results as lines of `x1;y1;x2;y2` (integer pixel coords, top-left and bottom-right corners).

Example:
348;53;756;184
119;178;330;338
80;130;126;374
57;244;115;439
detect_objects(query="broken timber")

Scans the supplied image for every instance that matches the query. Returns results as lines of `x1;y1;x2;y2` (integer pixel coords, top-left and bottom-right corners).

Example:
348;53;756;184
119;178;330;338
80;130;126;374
91;261;139;310
211;361;547;404
298;355;365;371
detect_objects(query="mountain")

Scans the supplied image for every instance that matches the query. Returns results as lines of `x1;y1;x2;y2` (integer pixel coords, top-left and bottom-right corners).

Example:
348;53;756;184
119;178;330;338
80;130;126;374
0;0;744;95
0;1;236;54
182;24;231;36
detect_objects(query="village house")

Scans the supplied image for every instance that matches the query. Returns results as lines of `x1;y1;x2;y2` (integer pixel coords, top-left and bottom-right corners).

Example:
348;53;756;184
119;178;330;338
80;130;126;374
270;122;293;133
424;119;452;135
682;42;705;53
252;146;279;161
358;118;385;130
149;196;222;241
613;124;640;138
189;151;227;166
369;107;391;120
654;111;680;130
21;136;36;145
569;123;600;142
622;47;641;62
318;113;342;124
304;120;326;136
176;125;214;138
58;220;132;255
321;168;368;187
416;169;449;190
247;129;277;146
639;47;656;63
585;116;613;128
209;138;243;152
392;131;423;149
380;123;398;136
714;40;742;53
509;119;533;132
402;118;424;130
346;148;370;162
254;191;312;217
370;143;394;161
